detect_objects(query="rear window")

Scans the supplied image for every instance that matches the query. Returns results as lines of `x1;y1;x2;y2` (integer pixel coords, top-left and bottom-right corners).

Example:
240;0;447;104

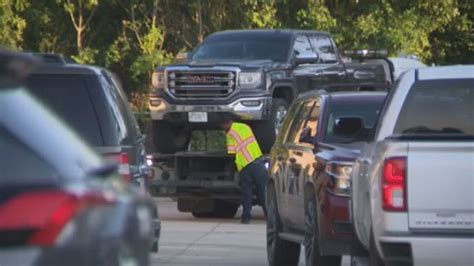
394;79;474;136
324;96;385;143
25;74;103;146
0;127;60;184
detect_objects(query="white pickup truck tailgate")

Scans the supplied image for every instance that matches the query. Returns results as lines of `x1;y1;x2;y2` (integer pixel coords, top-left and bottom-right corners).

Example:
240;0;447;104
407;142;474;232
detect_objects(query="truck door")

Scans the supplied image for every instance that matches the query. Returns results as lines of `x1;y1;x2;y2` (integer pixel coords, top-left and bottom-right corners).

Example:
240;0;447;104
272;102;301;226
281;100;318;229
308;34;347;87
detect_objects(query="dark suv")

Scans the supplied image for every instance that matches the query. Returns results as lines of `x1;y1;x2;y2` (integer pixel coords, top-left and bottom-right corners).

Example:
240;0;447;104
23;58;160;252
266;85;387;266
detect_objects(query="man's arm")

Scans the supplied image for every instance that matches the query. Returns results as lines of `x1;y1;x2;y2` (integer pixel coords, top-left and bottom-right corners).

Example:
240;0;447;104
226;133;237;154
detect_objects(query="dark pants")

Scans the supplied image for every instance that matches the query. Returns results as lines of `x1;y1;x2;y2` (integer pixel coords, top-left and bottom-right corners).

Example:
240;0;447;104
239;159;268;221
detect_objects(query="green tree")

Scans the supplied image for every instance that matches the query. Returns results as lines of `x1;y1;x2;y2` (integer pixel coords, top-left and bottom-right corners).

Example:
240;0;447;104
105;0;172;96
243;0;280;28
429;0;474;64
333;0;464;61
58;0;99;63
0;0;28;50
296;1;338;39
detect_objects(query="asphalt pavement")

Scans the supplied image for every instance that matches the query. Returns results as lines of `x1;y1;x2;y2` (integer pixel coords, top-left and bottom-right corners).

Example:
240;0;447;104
151;198;351;266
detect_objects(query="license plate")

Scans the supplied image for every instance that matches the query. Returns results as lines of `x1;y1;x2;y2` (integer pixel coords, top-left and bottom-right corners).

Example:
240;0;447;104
188;112;208;122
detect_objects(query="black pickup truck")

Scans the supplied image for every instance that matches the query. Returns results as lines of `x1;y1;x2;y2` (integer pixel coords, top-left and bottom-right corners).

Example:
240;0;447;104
149;29;388;154
147;29;390;218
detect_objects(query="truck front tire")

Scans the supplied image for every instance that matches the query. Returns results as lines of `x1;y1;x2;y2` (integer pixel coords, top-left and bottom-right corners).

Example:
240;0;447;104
252;98;289;154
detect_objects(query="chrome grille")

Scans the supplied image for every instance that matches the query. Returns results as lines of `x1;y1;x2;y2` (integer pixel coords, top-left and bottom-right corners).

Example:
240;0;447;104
167;71;236;98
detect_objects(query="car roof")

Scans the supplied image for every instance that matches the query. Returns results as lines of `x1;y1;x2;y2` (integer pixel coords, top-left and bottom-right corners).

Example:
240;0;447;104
208;29;330;39
327;91;387;102
296;90;387;104
297;84;388;101
0;50;39;86
415;65;474;80
388;57;426;80
30;63;104;76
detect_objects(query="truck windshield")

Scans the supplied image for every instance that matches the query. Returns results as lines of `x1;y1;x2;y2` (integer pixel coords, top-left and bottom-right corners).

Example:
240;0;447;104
324;96;386;143
394;79;474;136
190;34;291;62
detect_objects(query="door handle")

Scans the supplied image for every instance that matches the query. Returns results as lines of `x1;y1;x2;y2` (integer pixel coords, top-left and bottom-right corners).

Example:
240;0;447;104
325;71;345;76
354;70;376;79
312;70;323;76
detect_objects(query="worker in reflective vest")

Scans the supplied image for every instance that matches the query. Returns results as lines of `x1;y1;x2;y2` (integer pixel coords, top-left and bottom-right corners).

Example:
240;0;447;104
218;115;267;224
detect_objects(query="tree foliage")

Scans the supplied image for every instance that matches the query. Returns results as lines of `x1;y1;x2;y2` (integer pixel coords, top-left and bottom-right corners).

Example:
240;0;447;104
0;0;28;50
2;0;472;106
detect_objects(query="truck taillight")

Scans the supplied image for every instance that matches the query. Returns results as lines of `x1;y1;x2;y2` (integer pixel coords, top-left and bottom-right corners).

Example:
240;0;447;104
106;152;131;183
382;157;407;211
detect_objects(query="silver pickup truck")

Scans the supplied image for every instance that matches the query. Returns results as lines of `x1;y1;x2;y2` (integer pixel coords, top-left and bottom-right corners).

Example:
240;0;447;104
351;65;474;266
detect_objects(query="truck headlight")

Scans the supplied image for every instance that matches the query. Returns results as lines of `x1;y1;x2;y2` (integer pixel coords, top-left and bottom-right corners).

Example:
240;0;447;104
326;162;353;196
151;71;165;90
239;72;263;89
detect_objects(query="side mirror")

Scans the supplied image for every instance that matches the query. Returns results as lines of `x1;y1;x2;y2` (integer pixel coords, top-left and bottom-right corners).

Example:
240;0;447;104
299;127;315;144
295;52;318;65
333;116;364;137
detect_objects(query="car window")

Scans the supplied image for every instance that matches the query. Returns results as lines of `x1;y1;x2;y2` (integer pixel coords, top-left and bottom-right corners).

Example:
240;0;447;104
0;127;60;184
25;74;104;146
394;79;474;135
293;35;313;56
303;99;321;141
98;73;129;143
324;96;385;143
103;71;141;138
276;102;301;144
309;35;337;63
286;100;316;144
373;72;406;137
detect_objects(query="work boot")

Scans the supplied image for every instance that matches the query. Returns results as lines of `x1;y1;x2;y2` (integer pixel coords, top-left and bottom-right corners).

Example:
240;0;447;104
241;218;250;224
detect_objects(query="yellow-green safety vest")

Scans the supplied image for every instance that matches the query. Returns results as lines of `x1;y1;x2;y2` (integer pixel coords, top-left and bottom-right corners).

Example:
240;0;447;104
226;122;263;172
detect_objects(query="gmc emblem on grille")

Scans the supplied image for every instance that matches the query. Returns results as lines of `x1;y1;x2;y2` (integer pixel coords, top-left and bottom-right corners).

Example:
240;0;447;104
188;75;210;83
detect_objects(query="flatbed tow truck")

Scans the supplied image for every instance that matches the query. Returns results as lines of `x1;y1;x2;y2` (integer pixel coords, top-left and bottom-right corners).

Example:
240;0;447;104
148;149;247;218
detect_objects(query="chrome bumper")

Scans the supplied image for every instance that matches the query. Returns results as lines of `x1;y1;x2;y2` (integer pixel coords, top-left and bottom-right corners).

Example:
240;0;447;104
378;234;474;266
149;96;272;121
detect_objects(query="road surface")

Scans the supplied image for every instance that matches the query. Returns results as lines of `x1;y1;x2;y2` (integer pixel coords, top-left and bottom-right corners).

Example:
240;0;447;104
151;198;351;266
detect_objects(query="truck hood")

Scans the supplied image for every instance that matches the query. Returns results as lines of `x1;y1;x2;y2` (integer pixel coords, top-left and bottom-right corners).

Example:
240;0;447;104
167;59;288;71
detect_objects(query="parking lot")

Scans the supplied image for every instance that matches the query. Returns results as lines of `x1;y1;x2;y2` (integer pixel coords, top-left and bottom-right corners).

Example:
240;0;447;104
152;198;352;266
1;1;473;265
